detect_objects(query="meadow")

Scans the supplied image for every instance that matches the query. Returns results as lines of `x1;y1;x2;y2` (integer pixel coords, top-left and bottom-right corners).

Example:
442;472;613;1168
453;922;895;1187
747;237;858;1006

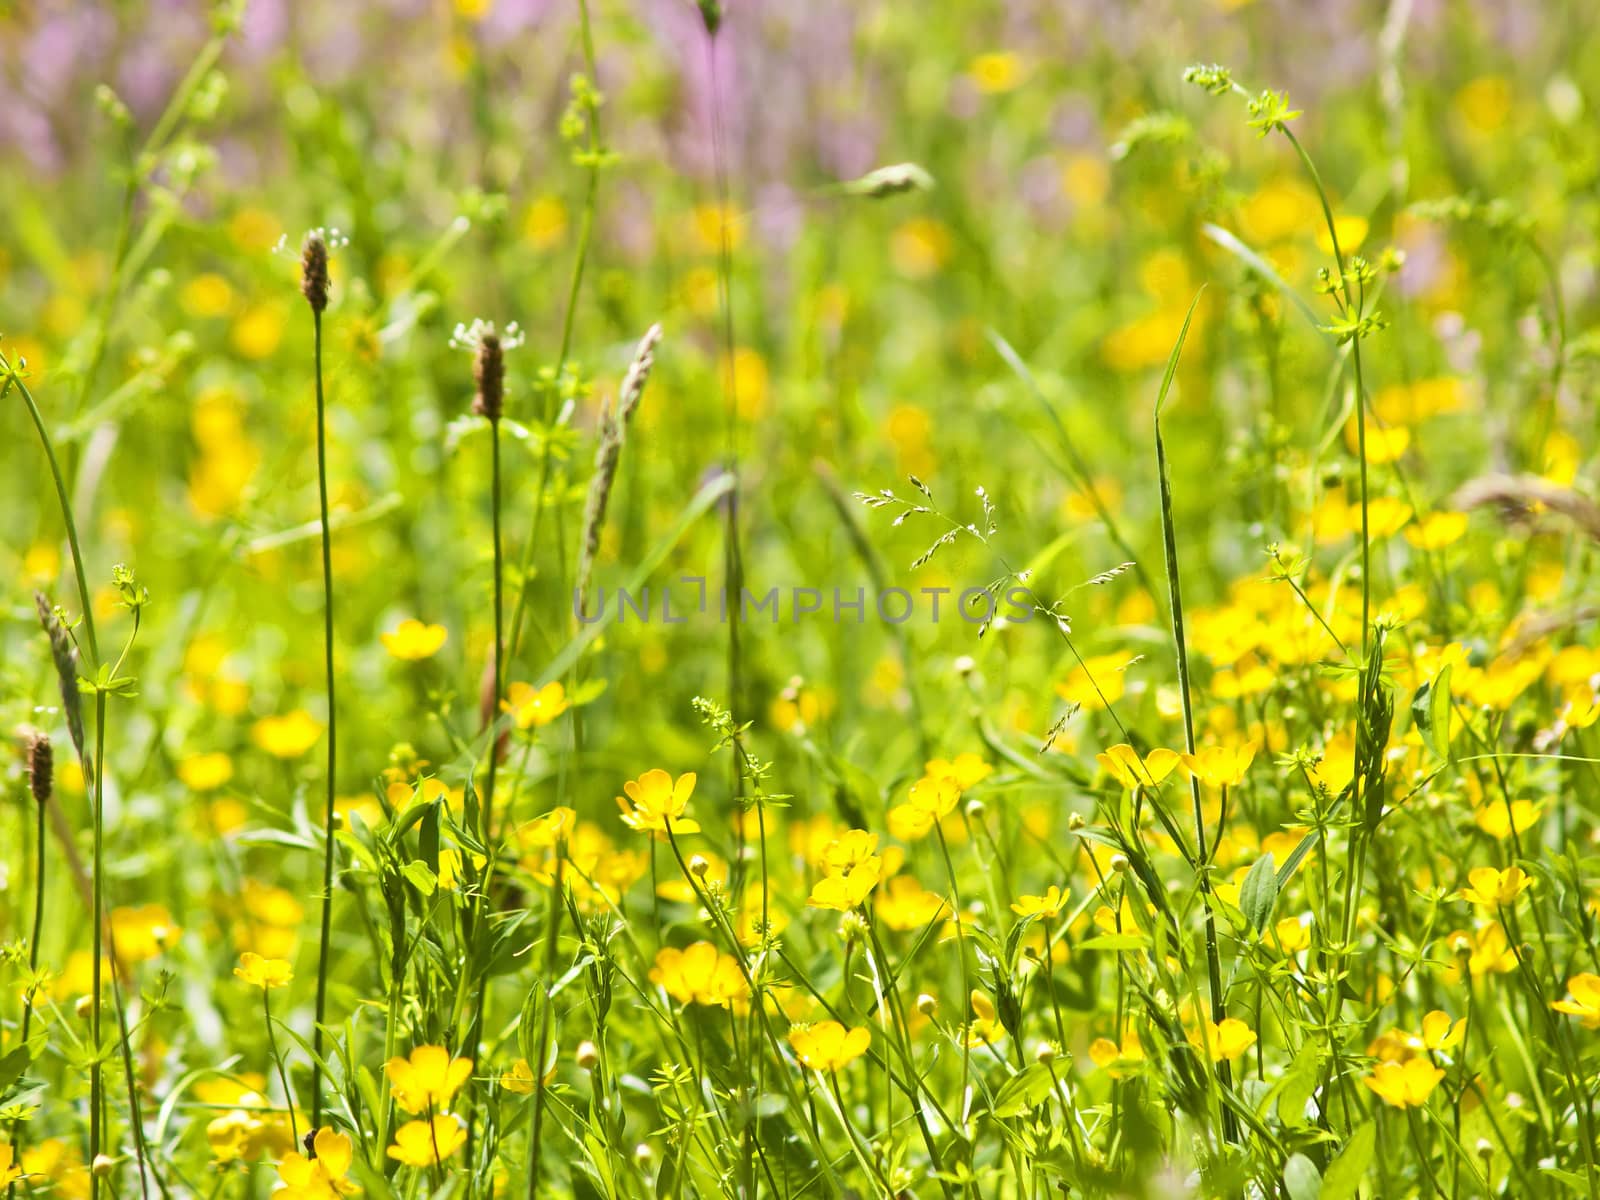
4;0;1600;1197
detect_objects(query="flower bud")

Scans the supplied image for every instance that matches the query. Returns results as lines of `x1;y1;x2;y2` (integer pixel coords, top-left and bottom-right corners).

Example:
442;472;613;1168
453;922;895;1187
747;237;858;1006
1034;1042;1057;1064
964;798;984;819
689;855;710;878
839;910;867;945
75;995;95;1021
576;1040;600;1071
1109;853;1130;874
915;993;938;1016
92;1155;115;1178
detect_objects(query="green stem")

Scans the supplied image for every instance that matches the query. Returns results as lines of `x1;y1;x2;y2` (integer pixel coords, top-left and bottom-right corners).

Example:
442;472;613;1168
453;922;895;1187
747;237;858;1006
310;305;338;1131
5;364;100;662
264;991;299;1146
90;692;106;1200
526;849;567;1200
486;418;504;838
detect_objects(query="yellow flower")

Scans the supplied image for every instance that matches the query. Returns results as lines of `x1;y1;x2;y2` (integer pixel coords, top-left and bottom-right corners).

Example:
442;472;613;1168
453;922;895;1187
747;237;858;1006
1179;742;1257;788
252;710;323;759
0;1143;19;1188
20;1140;86;1198
1345;418;1409;464
1454;75;1511;134
1189;1018;1257;1063
906;775;961;822
719;346;769;419
890;218;952;279
384;1046;474;1115
437;848;488;891
875;875;949;931
691;203;744;253
887;802;936;841
1456;865;1533;908
500;1039;559;1095
925;753;993;790
1406;511;1468;550
649;942;747;1010
807;858;882;911
788;1021;871;1071
275;1127;358;1198
961;990;1006;1047
616;769;699;837
521;196;568;250
234;952;292;990
380;619;447;661
1553;974;1600;1028
1097;744;1181;790
1088;1030;1144;1079
1314;214;1369;256
1441;924;1517;982
502;680;569;729
178;751;234;791
1474;799;1542;840
1011;885;1068;919
181;273;236;319
1364;1058;1444;1108
231;303;286;360
109;905;180;963
1421;1011;1467;1052
203;1084;297;1163
821;829;880;872
500;1059;536;1095
1056;653;1129;710
966;51;1024;95
387;1115;466;1167
229;208;283;253
1273;916;1311;954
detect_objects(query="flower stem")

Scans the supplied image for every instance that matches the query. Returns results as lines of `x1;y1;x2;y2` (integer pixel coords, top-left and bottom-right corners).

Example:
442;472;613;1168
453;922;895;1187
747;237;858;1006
264;991;299;1146
310;304;338;1131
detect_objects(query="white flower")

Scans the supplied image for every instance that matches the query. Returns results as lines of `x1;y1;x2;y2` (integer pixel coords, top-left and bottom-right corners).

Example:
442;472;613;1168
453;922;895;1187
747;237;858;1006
273;225;350;257
450;318;525;353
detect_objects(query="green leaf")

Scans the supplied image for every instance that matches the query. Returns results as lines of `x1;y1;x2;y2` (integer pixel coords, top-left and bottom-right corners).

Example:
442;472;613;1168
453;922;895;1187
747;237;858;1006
1321;1121;1374;1200
1430;665;1453;762
1201;223;1326;332
569;676;608;705
419;800;441;875
1276;1041;1323;1128
654;1147;679;1200
1284;1153;1322;1200
989;1063;1056;1118
1537;1165;1594;1194
0;1045;35;1094
1238;852;1279;933
401;860;437;897
1075;934;1148;952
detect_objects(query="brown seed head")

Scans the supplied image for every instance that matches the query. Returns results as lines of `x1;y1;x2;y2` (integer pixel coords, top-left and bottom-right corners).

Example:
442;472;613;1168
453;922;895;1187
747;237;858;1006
28;733;52;806
472;332;505;422
300;232;330;314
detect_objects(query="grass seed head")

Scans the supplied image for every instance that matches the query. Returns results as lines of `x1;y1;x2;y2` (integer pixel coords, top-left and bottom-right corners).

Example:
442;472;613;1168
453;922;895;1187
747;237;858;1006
300;231;330;314
27;732;52;806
